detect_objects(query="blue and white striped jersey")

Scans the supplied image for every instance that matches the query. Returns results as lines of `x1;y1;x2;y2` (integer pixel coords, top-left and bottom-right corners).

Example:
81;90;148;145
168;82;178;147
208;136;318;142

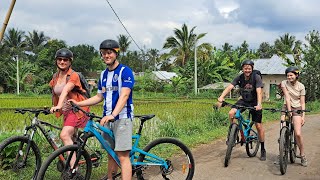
97;64;134;120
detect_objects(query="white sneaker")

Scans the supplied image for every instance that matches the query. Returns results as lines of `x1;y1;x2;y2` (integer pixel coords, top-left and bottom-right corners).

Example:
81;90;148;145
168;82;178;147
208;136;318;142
301;155;308;167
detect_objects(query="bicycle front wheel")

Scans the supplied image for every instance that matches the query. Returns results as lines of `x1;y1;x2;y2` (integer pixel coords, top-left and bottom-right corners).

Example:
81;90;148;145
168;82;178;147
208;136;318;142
37;145;92;180
245;126;260;157
136;137;195;180
0;135;41;180
224;123;238;167
279;127;289;175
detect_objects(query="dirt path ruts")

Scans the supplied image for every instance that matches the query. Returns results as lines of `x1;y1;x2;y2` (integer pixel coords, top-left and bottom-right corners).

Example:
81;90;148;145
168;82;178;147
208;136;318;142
191;114;320;180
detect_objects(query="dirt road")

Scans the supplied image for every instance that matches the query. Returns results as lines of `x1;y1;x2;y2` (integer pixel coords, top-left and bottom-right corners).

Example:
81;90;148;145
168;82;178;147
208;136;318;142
192;114;320;180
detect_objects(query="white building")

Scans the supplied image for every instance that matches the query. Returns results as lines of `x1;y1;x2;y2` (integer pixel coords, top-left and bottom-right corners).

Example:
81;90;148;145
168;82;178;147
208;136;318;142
254;54;293;100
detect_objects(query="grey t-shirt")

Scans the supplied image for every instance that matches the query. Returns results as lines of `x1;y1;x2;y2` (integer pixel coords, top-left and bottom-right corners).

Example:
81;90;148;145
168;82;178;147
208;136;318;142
231;74;263;88
231;73;263;102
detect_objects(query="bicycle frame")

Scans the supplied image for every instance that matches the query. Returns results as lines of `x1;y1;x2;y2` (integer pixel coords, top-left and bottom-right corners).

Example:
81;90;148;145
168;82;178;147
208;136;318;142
77;118;169;170
234;109;256;143
14;110;61;162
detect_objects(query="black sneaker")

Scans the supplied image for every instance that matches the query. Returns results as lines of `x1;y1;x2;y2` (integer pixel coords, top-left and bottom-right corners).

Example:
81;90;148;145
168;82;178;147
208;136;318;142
260;149;266;161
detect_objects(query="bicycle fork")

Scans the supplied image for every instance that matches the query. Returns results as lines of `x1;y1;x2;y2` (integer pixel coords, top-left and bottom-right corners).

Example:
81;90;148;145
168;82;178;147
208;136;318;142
19;126;36;168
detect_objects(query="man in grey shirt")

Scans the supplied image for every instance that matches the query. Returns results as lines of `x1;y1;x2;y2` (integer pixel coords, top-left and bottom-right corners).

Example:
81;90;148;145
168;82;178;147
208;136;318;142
217;60;266;161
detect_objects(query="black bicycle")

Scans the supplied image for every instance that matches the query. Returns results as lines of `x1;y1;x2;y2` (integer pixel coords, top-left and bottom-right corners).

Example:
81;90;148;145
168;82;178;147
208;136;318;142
0;108;101;180
265;108;309;175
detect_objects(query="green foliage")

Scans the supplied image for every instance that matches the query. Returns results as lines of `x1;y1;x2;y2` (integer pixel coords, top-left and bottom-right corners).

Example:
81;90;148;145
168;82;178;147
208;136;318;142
134;71;166;92
300;30;320;101
257;42;274;58
70;44;98;75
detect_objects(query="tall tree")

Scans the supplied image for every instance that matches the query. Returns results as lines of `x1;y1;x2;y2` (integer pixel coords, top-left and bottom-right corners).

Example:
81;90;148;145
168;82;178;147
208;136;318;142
274;33;302;66
25;30;49;54
163;23;206;66
70;44;98;75
257;42;274;58
300;30;320;101
221;43;232;53
3;28;26;55
117;34;131;58
238;40;249;57
146;48;160;71
274;33;296;54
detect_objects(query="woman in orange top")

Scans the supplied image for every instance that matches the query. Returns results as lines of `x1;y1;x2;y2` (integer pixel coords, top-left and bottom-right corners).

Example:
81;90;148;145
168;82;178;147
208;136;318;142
50;48;89;147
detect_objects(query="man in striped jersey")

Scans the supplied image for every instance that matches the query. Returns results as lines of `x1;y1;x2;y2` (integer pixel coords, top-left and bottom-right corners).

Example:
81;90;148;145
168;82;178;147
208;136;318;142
74;39;134;180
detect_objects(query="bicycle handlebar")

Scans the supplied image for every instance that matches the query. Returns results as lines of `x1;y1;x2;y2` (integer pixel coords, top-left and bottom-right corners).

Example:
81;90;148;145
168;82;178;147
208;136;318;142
263;108;310;114
220;101;256;110
69;101;103;120
15;108;51;115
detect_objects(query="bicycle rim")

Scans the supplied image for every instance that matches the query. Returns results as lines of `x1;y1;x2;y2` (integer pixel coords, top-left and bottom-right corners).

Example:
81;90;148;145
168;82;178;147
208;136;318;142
136;138;194;180
37;145;92;180
245;127;260;157
0;136;41;180
279;128;289;175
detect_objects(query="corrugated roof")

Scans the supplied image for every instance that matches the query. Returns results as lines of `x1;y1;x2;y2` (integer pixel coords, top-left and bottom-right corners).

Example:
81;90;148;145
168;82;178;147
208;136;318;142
199;82;231;89
254;54;293;75
152;71;177;80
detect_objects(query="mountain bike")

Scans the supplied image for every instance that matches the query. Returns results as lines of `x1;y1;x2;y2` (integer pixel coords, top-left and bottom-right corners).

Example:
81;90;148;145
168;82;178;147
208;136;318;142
265;108;309;175
220;101;260;167
37;102;195;180
0;108;101;180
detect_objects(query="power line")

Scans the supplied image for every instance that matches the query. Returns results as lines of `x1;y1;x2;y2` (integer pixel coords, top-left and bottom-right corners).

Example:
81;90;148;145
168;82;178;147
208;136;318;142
105;0;143;52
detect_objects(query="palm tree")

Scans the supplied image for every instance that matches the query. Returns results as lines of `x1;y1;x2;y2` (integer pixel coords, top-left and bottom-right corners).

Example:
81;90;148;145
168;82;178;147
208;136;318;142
117;34;131;58
274;33;296;54
163;23;206;67
25;30;49;54
274;33;302;66
3;28;26;55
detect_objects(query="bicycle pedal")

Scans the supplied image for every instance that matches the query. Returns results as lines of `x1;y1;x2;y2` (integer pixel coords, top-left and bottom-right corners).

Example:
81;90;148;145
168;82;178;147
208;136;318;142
92;161;100;168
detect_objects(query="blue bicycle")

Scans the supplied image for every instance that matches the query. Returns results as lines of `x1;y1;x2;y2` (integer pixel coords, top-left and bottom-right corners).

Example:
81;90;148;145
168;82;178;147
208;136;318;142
221;101;260;167
36;102;195;179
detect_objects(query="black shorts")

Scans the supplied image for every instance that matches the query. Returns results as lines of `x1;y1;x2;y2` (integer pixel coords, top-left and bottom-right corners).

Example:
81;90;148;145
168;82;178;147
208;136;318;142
232;99;262;123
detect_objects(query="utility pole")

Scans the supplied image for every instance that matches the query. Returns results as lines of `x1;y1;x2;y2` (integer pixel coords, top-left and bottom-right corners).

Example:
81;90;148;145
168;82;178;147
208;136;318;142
14;55;19;95
194;43;198;95
0;0;17;42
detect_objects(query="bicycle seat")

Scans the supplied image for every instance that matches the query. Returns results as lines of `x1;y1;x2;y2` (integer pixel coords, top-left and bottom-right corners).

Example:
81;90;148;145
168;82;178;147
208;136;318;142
134;114;155;121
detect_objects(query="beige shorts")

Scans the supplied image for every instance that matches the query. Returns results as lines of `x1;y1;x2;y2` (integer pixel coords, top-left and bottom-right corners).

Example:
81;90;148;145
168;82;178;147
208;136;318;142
281;105;302;117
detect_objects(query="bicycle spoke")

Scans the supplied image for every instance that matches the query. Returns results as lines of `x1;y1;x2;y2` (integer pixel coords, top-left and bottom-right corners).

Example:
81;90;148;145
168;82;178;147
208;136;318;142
38;145;91;179
137;138;194;180
0;137;40;179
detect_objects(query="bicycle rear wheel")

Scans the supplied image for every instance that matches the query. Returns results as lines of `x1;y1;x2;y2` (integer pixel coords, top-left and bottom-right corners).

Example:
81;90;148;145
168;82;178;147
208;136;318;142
289;130;297;163
224;123;238;167
136;137;195;180
279;127;289;175
37;145;92;180
245;125;260;157
0;135;41;180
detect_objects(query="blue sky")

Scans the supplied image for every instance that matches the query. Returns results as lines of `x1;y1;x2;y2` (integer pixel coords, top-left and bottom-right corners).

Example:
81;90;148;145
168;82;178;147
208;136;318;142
1;0;320;51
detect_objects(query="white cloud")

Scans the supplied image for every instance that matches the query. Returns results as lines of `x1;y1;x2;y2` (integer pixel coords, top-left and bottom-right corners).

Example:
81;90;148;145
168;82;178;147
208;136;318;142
1;0;319;51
